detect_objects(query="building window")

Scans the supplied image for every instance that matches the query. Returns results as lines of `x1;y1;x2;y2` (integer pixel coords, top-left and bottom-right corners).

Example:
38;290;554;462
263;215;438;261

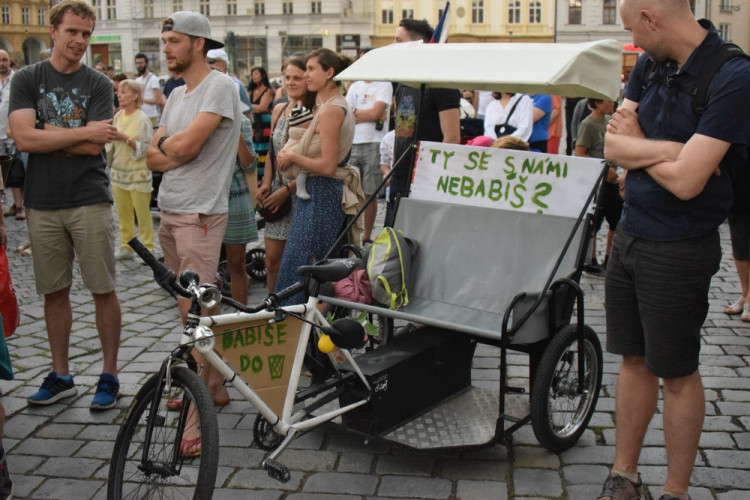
472;0;484;24
2;7;10;24
38;8;45;25
173;0;183;12
508;0;521;24
720;0;734;12
227;0;237;15
719;23;730;40
401;0;414;19
91;0;101;19
139;38;161;75
529;1;542;23
284;36;323;58
21;7;29;24
311;1;322;14
603;0;617;24
382;0;394;24
283;2;293;15
569;0;582;25
254;1;265;16
199;0;210;16
143;0;154;18
106;0;116;20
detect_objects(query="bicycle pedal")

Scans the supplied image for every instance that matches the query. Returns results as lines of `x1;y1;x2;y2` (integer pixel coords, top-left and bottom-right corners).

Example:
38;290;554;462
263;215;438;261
264;458;290;483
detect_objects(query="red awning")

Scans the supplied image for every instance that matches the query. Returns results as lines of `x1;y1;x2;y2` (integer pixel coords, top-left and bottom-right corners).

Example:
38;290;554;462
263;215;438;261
623;43;644;52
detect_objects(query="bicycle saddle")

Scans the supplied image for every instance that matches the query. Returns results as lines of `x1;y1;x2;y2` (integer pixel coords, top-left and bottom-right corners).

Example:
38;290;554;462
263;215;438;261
296;258;361;283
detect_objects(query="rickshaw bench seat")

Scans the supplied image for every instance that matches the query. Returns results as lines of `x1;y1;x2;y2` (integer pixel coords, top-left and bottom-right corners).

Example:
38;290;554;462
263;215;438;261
379;197;583;345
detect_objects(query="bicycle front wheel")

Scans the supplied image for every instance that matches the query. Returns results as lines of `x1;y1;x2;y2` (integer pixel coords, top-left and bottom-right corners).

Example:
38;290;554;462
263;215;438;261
108;366;219;499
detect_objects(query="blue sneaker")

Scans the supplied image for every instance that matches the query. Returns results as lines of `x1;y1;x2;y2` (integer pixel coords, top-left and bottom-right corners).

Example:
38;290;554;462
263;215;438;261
27;372;77;405
90;373;120;411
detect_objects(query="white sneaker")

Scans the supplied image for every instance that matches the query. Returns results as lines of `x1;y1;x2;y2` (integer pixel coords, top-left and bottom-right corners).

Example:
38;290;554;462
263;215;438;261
114;248;134;261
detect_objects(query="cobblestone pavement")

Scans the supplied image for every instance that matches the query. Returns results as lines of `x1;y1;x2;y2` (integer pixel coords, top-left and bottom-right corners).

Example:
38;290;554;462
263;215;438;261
1;198;749;499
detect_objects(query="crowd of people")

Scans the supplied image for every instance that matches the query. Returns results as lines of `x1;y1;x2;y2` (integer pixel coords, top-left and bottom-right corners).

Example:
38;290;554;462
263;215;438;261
1;1;749;499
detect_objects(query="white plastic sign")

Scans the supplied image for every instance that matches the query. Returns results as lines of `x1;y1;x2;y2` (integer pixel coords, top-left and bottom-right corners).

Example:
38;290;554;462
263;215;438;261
410;141;603;218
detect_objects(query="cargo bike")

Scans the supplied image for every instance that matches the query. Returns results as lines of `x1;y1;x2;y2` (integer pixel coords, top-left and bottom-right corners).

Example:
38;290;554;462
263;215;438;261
107;39;623;499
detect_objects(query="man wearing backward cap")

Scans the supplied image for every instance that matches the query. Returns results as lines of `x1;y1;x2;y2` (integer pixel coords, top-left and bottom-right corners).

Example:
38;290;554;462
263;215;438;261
147;11;242;457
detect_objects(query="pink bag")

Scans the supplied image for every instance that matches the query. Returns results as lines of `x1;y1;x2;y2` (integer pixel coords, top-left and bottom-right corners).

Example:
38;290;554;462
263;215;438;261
332;268;372;304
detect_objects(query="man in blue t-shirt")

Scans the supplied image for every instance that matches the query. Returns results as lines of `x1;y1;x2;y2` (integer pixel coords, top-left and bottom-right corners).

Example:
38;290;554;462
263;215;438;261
598;1;750;500
8;0;121;410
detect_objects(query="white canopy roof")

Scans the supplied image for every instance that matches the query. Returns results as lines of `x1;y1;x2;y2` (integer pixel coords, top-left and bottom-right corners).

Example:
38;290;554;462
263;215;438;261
336;39;623;100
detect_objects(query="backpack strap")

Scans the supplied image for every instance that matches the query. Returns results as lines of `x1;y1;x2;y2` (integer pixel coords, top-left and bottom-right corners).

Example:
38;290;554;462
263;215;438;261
690;43;748;115
637;42;749;116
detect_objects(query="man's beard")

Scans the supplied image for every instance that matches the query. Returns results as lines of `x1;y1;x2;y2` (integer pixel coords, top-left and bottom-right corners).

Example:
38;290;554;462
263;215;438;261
136;66;147;76
0;67;8;76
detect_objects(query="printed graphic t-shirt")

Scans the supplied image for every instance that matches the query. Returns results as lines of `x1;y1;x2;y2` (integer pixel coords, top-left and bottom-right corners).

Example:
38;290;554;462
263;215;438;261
9;60;114;210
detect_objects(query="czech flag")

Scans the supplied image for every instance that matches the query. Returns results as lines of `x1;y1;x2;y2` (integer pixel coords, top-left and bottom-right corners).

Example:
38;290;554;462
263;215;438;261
430;1;451;44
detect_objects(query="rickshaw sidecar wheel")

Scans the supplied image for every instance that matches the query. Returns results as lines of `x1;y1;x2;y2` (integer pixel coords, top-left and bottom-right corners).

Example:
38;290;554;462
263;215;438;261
530;324;602;452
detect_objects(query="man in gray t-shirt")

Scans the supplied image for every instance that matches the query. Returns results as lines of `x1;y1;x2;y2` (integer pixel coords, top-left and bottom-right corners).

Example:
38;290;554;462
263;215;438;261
8;0;122;410
147;11;241;423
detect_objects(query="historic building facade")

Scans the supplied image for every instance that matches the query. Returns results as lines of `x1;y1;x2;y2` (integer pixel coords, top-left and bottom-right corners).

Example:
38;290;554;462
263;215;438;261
0;0;51;65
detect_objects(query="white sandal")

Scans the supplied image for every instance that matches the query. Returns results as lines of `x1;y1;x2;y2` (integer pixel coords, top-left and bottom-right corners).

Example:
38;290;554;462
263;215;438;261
725;297;744;315
741;303;750;322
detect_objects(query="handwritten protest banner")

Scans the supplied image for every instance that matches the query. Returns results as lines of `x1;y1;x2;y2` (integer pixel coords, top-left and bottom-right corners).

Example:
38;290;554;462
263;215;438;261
410;141;603;218
214;316;303;415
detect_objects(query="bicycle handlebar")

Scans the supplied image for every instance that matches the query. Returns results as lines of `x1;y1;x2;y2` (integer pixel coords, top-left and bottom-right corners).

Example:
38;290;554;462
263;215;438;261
128;237;191;300
127;237;304;314
128;237;365;349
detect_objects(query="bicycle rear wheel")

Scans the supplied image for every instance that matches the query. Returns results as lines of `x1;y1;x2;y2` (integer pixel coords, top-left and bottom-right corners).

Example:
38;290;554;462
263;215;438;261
108;366;219;500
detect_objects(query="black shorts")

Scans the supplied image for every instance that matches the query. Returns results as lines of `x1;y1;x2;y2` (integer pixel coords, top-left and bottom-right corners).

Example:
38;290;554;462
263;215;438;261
604;228;721;378
728;213;750;261
594;183;623;232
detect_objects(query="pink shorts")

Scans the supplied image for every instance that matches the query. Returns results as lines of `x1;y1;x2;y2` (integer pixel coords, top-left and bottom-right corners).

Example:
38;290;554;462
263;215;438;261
158;212;228;288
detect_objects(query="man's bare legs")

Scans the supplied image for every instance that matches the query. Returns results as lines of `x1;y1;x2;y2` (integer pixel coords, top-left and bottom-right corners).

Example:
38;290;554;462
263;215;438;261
613;356;659;475
612;356;703;497
44;287;74;375
662;371;704;496
92;290;121;376
45;287;120;377
178;298;229;406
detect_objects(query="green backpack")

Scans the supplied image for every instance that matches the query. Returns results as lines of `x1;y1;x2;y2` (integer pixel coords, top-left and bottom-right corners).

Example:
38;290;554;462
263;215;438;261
365;227;420;310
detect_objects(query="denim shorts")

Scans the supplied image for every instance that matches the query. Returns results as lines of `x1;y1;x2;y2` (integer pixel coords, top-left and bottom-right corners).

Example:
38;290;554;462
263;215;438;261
728;213;750;260
604;227;721;378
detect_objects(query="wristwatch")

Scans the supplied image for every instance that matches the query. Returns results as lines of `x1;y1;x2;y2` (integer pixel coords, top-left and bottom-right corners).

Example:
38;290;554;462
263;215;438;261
157;135;169;154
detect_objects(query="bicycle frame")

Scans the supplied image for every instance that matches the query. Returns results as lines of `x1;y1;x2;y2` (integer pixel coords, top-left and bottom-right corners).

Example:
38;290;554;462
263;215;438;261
179;295;372;452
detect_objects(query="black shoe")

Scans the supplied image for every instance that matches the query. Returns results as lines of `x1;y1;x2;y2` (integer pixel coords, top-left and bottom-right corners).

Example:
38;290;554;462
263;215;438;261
597;473;643;499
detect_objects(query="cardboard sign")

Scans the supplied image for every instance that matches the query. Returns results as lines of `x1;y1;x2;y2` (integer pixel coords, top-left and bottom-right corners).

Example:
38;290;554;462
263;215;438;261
213;316;303;415
410;141;603;218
